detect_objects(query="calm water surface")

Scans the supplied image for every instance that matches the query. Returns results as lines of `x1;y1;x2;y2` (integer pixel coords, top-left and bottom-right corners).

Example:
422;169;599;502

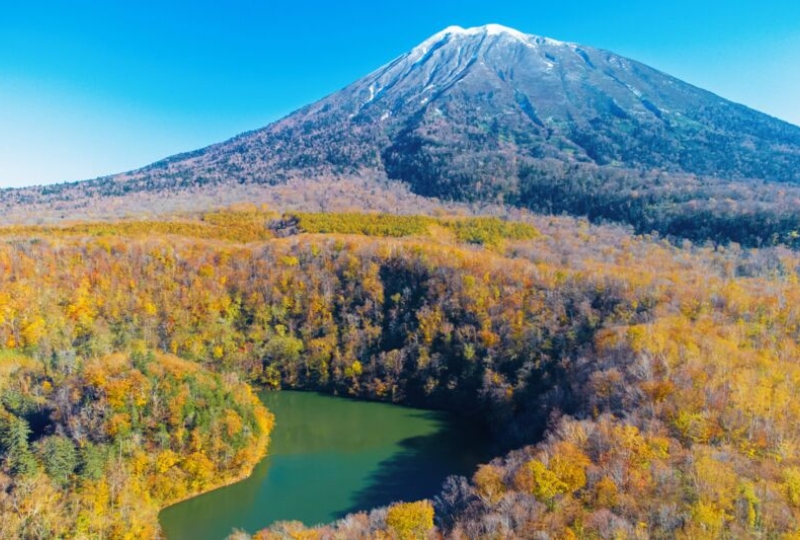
159;391;488;540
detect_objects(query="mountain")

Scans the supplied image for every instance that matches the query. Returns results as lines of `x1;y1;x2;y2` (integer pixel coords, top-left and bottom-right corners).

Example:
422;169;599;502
113;24;800;190
6;24;800;245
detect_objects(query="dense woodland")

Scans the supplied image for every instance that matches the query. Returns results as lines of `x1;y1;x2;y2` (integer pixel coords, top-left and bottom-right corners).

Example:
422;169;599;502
2;209;800;538
384;150;800;249
0;349;272;539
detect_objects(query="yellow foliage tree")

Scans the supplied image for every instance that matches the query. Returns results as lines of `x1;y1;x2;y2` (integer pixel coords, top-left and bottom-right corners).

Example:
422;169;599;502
514;459;567;502
549;441;591;491
385;500;435;540
473;464;506;504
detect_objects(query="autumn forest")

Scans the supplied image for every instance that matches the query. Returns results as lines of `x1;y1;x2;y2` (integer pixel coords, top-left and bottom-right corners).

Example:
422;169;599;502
0;207;798;538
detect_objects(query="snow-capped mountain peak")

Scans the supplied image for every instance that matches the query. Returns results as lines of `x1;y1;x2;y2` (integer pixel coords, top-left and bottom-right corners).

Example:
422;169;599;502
92;23;800;202
481;23;531;40
414;24;533;54
409;23;574;63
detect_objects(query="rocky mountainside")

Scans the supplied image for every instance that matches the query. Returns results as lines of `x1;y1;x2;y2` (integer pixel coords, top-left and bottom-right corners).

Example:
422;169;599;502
5;24;800;244
109;24;800;192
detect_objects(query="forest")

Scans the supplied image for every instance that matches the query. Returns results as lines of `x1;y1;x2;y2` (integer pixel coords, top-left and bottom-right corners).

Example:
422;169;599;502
2;207;800;538
384;145;800;250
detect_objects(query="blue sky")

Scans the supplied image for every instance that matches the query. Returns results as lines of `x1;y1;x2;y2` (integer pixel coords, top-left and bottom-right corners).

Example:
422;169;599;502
1;1;799;187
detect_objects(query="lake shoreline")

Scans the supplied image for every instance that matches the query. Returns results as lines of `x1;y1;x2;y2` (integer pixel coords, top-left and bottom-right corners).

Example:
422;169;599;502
155;391;273;519
159;390;490;540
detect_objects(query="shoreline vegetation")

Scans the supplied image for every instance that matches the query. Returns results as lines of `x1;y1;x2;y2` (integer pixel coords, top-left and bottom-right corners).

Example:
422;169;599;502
2;208;800;538
0;349;273;538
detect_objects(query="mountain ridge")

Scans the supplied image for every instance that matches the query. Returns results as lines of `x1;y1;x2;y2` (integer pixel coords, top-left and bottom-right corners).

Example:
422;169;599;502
103;24;800;189
4;24;800;246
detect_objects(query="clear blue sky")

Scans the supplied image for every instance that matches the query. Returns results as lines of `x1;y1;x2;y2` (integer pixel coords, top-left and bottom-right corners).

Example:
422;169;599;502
2;0;799;187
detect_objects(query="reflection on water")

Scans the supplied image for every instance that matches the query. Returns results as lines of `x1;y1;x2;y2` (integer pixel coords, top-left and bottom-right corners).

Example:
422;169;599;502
159;391;488;540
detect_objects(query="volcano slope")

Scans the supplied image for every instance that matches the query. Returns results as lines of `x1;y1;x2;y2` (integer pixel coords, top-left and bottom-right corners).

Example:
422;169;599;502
4;25;800;247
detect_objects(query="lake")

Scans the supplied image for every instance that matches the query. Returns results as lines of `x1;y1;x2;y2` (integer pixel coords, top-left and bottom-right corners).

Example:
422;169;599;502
159;391;488;540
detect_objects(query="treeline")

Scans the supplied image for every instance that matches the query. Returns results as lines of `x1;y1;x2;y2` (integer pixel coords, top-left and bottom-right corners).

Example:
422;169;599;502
0;206;277;244
281;212;538;246
2;212;800;537
0;209;538;249
383;139;800;248
516;161;800;248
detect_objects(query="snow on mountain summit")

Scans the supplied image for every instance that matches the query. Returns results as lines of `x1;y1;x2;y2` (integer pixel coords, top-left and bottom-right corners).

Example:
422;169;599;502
412;24;568;57
431;23;531;41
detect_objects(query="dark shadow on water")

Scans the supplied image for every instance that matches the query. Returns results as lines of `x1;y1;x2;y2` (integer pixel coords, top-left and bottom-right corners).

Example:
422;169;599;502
338;410;491;518
160;392;494;538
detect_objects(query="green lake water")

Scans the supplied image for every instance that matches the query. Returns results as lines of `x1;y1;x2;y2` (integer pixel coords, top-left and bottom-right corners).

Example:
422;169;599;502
159;391;488;540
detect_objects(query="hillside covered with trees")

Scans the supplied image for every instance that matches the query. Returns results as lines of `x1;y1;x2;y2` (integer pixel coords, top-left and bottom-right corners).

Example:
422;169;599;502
1;208;800;538
0;349;272;538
